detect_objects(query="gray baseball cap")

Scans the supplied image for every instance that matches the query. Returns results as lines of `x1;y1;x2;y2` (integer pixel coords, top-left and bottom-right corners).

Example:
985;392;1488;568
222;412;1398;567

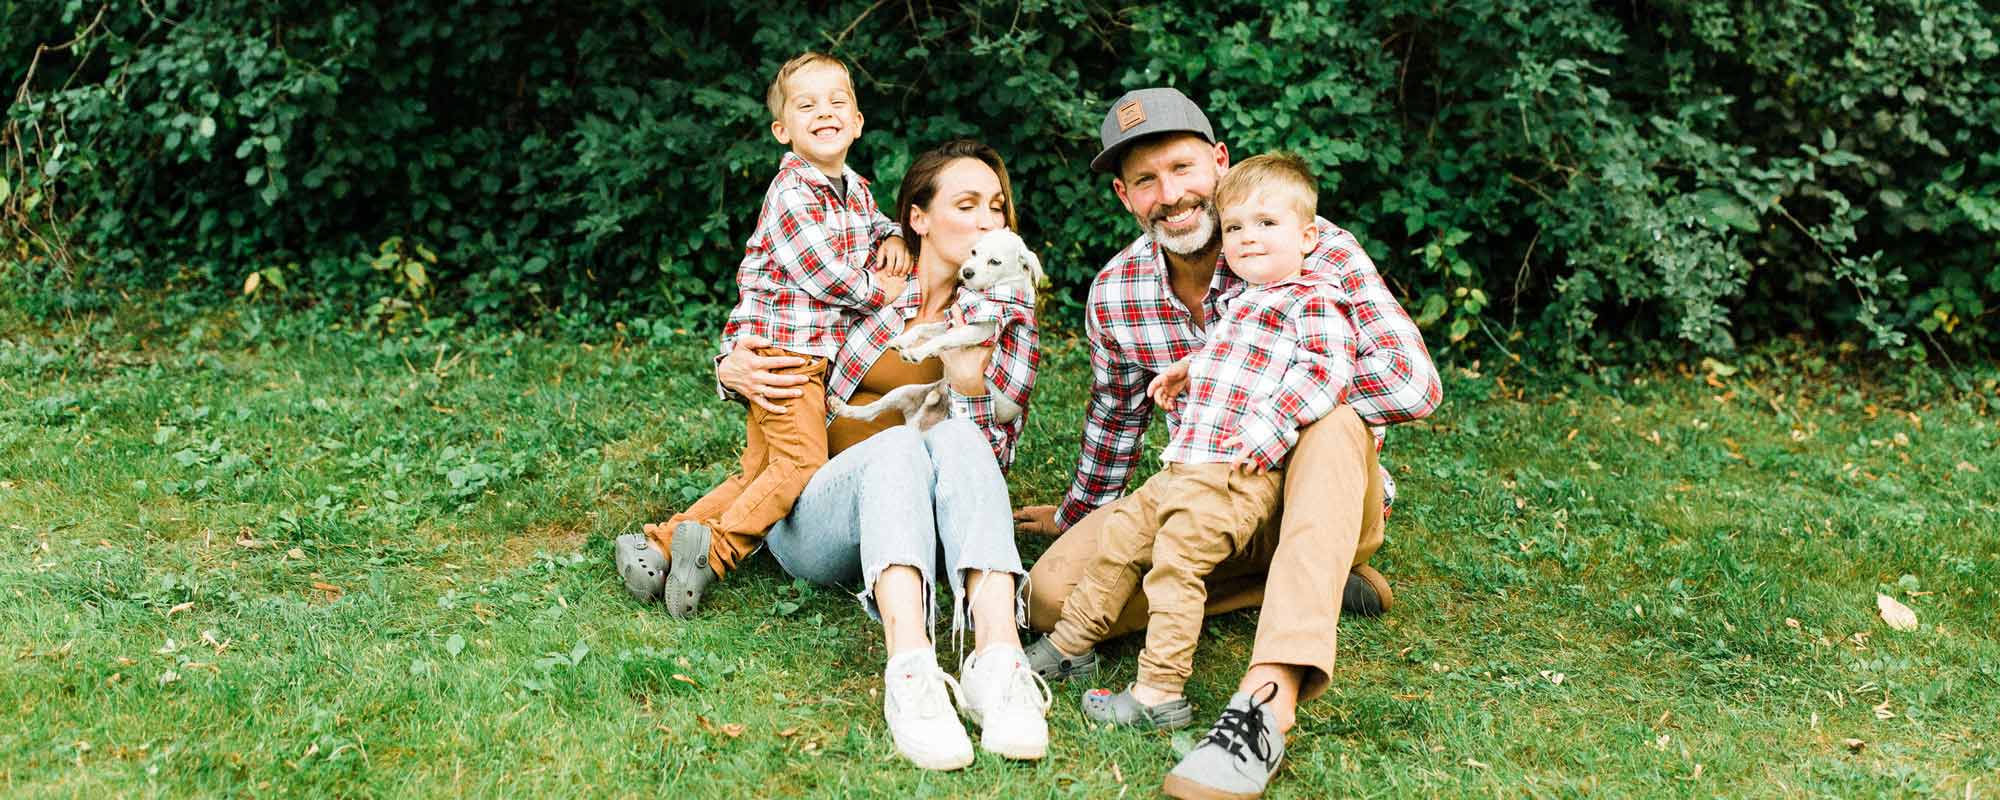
1090;87;1216;174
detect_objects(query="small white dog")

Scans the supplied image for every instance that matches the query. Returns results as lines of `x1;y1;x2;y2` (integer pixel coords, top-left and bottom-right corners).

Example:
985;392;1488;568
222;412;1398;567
832;229;1042;431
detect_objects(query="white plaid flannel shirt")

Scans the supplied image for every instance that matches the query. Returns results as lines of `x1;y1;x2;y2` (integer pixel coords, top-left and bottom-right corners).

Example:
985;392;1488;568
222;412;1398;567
1161;271;1357;470
1054;218;1442;530
716;152;901;394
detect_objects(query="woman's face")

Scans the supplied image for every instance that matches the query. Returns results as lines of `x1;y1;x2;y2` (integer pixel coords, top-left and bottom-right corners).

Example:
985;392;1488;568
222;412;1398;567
909;158;1007;269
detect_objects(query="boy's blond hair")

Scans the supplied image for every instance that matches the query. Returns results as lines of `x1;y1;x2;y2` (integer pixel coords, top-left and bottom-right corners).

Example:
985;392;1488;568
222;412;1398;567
1215;152;1318;222
765;52;857;121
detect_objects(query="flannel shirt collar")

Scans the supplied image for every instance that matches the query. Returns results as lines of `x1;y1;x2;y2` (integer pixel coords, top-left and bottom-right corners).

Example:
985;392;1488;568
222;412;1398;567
1127;232;1243;315
1248;268;1340;294
778;151;867;200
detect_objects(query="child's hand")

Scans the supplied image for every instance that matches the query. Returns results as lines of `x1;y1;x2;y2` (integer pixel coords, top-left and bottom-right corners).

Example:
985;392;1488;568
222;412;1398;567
872;235;913;277
874;270;908;304
1222;434;1271;475
1146;357;1193;409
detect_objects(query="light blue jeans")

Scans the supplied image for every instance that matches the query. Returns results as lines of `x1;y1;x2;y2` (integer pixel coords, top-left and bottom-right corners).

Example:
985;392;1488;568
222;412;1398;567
766;417;1026;643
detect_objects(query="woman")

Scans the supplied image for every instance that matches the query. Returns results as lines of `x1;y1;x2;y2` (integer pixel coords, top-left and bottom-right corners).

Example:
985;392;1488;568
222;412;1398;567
616;140;1046;771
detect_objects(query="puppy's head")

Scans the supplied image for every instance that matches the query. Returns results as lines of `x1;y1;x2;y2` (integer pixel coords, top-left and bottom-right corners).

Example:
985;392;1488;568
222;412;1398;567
958;230;1043;293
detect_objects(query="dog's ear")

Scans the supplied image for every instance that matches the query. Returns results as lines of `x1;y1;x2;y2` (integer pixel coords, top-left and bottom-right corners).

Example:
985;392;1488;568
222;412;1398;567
1021;247;1047;289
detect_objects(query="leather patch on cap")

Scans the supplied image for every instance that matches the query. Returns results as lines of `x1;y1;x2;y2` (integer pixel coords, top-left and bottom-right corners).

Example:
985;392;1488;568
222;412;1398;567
1115;99;1146;132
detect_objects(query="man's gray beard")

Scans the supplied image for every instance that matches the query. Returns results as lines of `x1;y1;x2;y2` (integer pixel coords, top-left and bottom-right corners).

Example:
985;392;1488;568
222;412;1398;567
1148;202;1220;256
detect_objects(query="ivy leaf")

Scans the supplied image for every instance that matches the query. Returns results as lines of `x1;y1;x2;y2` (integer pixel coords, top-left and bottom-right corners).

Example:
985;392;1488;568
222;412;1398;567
197;116;217;138
444;633;466;657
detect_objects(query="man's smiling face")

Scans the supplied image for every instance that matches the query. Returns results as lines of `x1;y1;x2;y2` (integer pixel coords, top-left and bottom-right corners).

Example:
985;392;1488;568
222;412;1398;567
1113;134;1231;256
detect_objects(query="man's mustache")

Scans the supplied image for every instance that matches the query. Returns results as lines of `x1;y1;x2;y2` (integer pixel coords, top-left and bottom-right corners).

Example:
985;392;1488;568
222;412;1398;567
1151;199;1212;223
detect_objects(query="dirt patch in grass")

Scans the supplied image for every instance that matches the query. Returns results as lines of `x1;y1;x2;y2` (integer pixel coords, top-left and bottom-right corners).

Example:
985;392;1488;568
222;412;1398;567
498;519;590;569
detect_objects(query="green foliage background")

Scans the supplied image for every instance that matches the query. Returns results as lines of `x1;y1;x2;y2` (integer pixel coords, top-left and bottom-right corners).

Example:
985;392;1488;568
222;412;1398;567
4;0;1996;363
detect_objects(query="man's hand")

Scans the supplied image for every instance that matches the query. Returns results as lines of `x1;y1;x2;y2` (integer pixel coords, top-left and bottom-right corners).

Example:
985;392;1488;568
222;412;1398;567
1146;357;1193;409
872;235;913;277
716;335;809;414
1013;505;1061;536
1222;434;1271;475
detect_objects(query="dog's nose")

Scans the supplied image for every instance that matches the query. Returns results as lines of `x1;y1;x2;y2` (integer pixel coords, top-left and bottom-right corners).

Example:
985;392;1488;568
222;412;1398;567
960;268;975;282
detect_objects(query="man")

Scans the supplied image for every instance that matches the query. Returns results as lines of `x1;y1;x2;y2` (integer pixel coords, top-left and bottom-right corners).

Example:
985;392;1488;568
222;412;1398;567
1013;87;1441;799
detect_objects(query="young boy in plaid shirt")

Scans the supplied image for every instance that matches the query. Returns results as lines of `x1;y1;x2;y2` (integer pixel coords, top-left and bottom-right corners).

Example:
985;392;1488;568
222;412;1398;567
1024;153;1356;729
619;52;910;617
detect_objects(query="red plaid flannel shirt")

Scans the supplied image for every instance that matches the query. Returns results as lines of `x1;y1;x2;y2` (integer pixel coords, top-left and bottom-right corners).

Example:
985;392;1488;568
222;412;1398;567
829;280;1040;470
1162;272;1357;470
718;153;902;372
1054;218;1442;530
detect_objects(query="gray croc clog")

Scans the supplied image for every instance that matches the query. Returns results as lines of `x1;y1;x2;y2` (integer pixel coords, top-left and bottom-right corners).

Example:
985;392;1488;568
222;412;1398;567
1080;685;1194;730
1023;635;1098;683
614;532;667;603
661;521;718;618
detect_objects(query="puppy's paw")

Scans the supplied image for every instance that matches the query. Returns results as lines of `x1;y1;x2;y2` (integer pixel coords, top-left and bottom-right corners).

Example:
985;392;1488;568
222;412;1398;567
896;345;930;364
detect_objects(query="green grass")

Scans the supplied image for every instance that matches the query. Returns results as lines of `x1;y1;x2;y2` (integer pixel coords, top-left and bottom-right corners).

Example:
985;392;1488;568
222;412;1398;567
2;302;1997;798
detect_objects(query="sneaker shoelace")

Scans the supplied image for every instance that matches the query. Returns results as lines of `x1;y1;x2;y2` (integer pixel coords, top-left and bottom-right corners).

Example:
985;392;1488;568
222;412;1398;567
1000;660;1053;714
891;665;963;721
1200;681;1279;767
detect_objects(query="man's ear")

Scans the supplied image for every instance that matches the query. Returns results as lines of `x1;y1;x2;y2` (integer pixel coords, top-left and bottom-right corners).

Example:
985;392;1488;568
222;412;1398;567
1112;178;1134;216
1212;141;1231;175
770;119;790;145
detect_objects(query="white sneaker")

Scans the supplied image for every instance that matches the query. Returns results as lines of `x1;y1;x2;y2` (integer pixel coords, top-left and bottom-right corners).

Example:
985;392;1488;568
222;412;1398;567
958;646;1052;760
883;650;975;770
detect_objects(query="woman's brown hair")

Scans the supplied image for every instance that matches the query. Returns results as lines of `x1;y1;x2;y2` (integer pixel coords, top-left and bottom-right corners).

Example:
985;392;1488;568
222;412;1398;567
894;139;1018;261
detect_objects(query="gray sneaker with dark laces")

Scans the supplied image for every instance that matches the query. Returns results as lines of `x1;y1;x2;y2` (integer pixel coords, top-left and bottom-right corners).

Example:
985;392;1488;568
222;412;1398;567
1162;682;1285;800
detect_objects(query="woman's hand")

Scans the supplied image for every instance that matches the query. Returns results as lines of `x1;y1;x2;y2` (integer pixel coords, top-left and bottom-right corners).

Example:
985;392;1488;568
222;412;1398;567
716;335;809;413
938;343;993;396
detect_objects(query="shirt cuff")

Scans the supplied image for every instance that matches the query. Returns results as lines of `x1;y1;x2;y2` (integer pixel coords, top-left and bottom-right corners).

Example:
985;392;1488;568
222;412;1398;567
948;387;995;426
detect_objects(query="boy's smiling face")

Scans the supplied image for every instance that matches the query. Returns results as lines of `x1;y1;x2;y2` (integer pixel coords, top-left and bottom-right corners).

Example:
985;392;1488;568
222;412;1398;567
1220;189;1317;285
771;64;864;177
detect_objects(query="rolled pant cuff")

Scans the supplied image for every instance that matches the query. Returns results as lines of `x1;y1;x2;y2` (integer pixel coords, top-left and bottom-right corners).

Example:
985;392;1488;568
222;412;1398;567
858;560;937;632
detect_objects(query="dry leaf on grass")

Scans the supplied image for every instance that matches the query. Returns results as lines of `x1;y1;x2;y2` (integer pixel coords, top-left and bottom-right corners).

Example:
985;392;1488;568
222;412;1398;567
167;602;194;617
1843;738;1865;753
1876;593;1918;631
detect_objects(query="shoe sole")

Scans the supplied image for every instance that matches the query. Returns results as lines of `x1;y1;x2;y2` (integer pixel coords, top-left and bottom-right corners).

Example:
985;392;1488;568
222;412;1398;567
1160;758;1283;800
961;706;1048;760
662;522;714;618
901;746;975;771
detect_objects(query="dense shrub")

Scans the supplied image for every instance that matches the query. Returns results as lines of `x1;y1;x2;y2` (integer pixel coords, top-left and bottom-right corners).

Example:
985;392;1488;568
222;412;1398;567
4;0;1995;363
